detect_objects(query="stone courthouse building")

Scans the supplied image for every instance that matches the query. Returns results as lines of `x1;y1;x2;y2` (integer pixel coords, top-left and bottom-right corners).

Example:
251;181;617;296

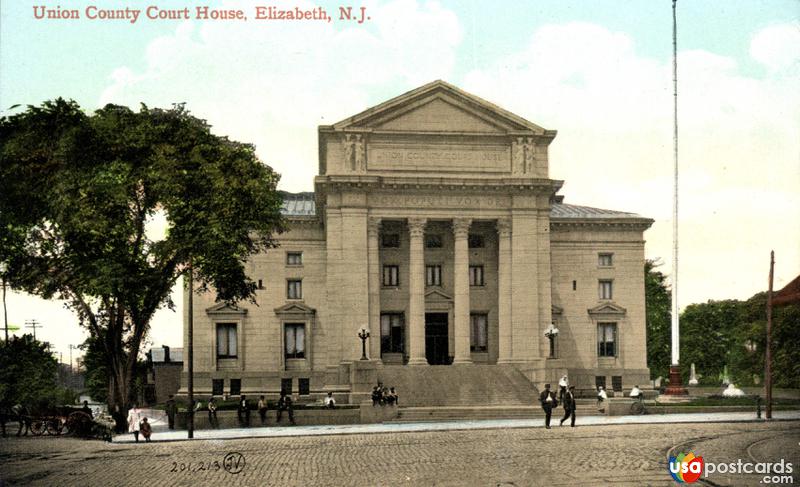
182;81;653;404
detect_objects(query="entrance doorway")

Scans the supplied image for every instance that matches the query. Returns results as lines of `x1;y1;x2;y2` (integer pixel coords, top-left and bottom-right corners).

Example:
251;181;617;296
425;313;450;365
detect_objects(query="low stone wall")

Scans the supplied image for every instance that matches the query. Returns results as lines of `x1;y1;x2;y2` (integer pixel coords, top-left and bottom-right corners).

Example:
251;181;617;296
176;408;360;429
174;404;400;429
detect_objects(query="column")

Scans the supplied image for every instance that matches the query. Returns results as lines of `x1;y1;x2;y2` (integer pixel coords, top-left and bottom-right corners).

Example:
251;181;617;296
407;217;428;366
367;217;381;362
452;218;472;364
496;218;513;363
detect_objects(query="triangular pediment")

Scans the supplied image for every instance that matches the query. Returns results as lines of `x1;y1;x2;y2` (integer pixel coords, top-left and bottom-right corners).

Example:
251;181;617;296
332;80;550;134
206;302;247;315
425;289;453;301
274;302;317;316
587;302;627;316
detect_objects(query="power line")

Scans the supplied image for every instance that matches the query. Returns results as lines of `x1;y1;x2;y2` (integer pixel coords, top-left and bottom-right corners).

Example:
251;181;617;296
25;319;42;340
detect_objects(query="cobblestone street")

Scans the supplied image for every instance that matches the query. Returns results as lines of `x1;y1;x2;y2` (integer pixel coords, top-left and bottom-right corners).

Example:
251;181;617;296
1;420;798;486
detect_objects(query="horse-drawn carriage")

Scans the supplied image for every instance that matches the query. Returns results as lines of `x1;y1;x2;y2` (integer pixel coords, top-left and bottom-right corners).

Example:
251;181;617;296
3;405;114;440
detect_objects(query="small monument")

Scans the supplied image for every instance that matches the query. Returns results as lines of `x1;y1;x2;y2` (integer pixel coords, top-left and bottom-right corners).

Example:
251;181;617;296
720;365;731;386
688;363;699;386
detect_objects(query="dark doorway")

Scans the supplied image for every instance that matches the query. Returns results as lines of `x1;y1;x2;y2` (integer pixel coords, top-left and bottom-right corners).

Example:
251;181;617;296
425;313;450;365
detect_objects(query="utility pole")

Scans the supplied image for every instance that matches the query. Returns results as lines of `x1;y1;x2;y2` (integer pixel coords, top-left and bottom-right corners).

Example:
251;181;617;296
25;319;42;340
1;263;8;341
69;344;77;374
187;261;194;439
765;251;774;420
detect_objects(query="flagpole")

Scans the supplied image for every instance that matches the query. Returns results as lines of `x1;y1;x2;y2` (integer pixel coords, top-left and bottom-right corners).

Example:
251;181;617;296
666;0;687;395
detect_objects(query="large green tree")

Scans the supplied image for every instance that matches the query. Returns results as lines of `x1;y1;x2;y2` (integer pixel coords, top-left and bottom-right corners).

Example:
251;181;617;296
0;334;74;411
645;259;671;380
0;99;285;423
678;293;799;388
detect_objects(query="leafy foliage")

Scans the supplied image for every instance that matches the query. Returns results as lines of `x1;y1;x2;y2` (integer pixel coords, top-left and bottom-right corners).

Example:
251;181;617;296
645;260;671;380
0;334;74;412
0;99;285;416
679;293;799;388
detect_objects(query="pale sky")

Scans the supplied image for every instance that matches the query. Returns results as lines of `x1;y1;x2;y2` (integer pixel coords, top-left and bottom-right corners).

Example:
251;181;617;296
1;0;798;366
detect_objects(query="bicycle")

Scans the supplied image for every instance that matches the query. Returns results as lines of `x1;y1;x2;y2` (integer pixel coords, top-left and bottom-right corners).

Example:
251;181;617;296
630;395;647;415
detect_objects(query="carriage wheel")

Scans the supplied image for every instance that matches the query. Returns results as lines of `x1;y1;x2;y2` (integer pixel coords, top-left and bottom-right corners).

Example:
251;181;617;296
30;420;46;436
630;401;645;415
46;418;63;435
65;411;92;437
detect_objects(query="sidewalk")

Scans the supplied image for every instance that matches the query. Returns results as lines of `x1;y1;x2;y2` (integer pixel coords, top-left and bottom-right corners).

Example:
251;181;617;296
111;409;800;443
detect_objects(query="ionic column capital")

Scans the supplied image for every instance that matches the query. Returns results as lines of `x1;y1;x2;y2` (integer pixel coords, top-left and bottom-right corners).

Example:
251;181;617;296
408;217;427;238
452;218;472;238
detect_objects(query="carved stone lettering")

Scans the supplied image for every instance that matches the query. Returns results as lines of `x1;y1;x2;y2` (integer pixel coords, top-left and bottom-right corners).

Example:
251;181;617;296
369;145;510;172
371;194;508;209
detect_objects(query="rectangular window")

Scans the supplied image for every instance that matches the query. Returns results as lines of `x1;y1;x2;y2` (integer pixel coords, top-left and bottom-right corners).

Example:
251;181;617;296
598;253;613;267
287;279;303;299
381;233;400;248
230;378;241;396
212;379;224;396
380;313;405;354
285;323;306;359
595;376;607;390
298;378;310;396
599;280;613;300
470;313;488;352
612;376;623;392
216;323;237;358
382;265;399;287
469;265;485;286
468;234;485;248
597;322;617;357
425;234;443;248
426;265;442;286
281;378;292;396
287;252;303;265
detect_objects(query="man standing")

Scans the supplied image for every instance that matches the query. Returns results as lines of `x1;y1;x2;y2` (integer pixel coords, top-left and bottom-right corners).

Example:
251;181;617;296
539;384;557;429
560;385;577;427
276;392;296;426
165;395;177;430
258;395;268;426
237;395;250;427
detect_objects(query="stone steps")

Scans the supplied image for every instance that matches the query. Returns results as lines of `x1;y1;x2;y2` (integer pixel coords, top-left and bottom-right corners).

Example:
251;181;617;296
390;403;604;423
376;365;539;407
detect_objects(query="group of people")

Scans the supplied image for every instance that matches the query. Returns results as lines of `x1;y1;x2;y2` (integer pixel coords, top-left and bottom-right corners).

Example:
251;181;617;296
541;375;646;426
126;404;152;442
539;375;577;429
371;384;399;406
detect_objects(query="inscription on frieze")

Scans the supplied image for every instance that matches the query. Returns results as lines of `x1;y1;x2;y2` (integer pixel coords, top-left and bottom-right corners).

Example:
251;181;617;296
371;194;509;209
369;145;511;172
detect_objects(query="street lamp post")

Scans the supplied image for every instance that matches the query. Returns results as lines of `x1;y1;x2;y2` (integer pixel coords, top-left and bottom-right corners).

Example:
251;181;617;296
544;324;559;359
358;328;370;361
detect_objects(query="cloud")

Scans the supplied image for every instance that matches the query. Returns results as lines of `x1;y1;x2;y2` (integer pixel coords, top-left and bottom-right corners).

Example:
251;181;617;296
463;21;800;304
99;0;462;192
750;22;800;73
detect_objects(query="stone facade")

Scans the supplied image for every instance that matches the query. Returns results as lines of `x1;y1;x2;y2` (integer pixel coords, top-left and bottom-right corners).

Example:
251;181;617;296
180;81;653;402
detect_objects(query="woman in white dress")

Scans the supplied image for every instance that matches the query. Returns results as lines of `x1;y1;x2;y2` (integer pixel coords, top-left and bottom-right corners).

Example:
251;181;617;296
127;404;142;442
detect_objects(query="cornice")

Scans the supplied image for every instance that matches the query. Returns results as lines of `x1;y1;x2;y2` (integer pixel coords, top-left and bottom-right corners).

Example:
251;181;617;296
550;218;654;231
314;175;563;195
